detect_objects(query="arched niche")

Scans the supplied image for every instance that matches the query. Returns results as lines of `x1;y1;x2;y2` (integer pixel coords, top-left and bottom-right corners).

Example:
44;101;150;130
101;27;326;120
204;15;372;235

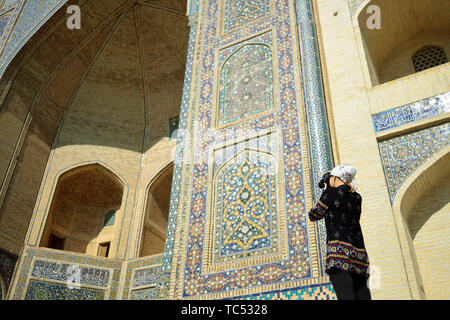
139;162;174;257
394;150;450;299
39;163;124;258
357;0;450;85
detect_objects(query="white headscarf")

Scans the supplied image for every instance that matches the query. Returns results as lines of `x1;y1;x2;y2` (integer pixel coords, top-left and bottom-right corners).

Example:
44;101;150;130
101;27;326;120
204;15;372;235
330;164;358;191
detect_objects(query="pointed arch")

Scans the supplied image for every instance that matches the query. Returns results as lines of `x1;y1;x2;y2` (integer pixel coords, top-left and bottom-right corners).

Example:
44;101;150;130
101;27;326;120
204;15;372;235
38;162;125;257
355;0;450;85
391;148;450;299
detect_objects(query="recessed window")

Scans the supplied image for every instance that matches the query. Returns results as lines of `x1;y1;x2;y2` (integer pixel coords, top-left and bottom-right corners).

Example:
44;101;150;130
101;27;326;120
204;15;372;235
169;116;180;141
412;46;448;73
104;209;116;226
98;242;110;257
48;233;65;250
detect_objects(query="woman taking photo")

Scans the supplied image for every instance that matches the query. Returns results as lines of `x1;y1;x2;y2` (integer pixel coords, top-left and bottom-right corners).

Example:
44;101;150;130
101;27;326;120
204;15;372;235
308;164;371;300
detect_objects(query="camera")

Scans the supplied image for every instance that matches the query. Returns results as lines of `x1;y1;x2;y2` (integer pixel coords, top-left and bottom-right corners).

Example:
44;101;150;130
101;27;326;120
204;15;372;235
318;172;331;189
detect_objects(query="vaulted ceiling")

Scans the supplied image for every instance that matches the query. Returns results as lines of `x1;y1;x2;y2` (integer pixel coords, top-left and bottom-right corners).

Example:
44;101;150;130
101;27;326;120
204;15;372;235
0;0;189;247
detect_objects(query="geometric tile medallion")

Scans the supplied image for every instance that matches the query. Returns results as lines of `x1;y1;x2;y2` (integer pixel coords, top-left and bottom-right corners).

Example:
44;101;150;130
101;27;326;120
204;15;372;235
212;148;280;267
217;33;274;127
223;0;271;33
378;122;450;202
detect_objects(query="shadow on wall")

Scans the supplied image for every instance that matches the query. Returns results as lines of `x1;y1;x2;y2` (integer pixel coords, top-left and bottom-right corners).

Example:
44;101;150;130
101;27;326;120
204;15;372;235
39;163;124;258
358;0;450;85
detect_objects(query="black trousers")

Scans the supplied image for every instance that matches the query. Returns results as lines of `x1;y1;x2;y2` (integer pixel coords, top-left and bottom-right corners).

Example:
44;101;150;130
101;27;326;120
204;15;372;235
329;271;372;300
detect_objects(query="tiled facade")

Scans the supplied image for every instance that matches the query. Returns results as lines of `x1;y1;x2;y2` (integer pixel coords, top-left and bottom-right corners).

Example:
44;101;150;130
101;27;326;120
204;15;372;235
378;122;449;202
0;0;449;300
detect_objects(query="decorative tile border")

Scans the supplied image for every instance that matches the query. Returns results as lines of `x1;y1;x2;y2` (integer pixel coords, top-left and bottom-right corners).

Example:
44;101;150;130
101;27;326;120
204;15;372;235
234;281;336;300
378;122;450;203
295;0;334;277
124;254;163;299
373;92;450;133
31;259;111;288
157;9;200;299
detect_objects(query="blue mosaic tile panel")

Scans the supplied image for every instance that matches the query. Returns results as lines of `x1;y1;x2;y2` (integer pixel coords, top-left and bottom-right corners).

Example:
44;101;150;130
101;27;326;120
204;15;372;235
223;0;270;33
213;149;278;264
378;122;450;202
218;40;274;127
132;265;162;288
25;280;105;300
31;259;110;288
373;92;450;133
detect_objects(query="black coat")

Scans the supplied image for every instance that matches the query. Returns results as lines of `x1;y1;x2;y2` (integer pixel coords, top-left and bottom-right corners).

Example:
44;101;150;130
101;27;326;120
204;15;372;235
308;184;370;278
